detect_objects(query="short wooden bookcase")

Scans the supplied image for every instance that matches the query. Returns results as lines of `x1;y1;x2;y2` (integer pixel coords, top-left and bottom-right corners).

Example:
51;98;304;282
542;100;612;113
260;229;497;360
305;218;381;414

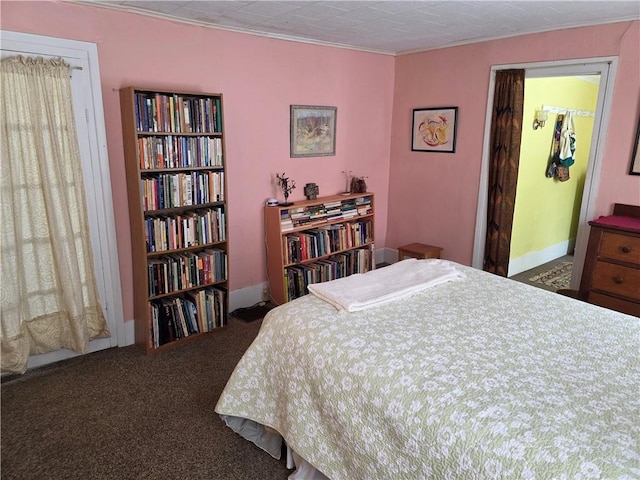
265;193;375;305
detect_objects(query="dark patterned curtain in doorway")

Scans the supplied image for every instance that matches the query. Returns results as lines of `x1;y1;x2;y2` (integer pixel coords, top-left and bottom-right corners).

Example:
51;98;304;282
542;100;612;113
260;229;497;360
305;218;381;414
483;69;525;276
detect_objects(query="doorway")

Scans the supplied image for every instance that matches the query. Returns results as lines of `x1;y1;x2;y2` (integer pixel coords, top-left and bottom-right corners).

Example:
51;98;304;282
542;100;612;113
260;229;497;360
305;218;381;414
507;74;601;289
472;57;618;291
1;31;125;370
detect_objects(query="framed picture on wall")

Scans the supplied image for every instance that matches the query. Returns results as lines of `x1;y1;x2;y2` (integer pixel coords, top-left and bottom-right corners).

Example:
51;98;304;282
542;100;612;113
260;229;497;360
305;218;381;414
629;116;640;175
412;106;458;153
290;105;337;157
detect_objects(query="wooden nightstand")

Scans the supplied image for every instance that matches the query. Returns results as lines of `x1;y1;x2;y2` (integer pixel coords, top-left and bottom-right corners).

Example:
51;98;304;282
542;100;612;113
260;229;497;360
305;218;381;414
397;243;443;261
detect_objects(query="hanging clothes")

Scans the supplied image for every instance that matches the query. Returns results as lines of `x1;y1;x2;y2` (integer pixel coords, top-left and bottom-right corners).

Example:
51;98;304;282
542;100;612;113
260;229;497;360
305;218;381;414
545;112;573;182
546;114;564;179
558;111;576;167
555;111;576;182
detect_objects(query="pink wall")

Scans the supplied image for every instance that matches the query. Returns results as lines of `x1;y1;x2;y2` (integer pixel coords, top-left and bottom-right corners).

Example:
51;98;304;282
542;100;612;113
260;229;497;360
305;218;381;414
3;2;639;326
389;21;640;264
1;1;394;321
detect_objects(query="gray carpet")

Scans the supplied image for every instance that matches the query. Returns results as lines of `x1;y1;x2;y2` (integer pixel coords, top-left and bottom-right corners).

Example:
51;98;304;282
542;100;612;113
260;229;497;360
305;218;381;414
1;317;290;480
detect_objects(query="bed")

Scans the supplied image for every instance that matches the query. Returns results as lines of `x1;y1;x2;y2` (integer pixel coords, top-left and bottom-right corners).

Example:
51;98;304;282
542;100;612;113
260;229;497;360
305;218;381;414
215;259;639;479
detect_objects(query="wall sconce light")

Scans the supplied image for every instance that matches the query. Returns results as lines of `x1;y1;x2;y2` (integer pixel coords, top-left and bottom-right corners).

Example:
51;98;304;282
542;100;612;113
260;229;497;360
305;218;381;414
533;109;548;130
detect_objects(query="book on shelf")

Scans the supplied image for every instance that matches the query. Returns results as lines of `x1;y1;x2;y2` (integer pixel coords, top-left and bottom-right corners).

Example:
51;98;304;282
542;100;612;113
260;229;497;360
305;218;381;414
138;136;223;170
173;298;189;337
134;92;222;134
152;300;177;346
282;220;373;265
283;247;373;302
141;171;225;211
146;249;227;297
281;218;294;232
215;98;222;133
185;291;204;332
151;295;205;347
190;286;227;331
182;296;198;334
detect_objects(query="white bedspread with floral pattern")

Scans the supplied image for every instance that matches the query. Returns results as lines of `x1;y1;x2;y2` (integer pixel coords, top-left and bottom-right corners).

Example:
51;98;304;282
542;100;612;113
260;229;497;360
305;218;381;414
215;261;640;479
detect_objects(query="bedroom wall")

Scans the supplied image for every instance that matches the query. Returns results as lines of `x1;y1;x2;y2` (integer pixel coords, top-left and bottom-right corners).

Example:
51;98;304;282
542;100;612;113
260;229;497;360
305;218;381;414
388;21;640;265
510;76;598;261
0;1;395;324
3;3;639;338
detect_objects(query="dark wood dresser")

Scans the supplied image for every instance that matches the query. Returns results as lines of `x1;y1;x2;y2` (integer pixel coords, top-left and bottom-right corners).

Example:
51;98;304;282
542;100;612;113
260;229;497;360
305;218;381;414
578;204;640;317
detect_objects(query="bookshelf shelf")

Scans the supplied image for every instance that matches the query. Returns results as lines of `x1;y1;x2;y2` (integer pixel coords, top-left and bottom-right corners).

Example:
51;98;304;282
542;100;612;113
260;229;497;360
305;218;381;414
141;167;225;173
265;193;375;305
120;86;229;353
148;279;228;301
147;240;227;258
136;132;223;136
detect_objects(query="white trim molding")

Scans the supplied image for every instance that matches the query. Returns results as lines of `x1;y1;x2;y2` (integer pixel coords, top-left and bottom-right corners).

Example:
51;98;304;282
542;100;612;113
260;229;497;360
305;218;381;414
473;57;618;291
2;30;126;364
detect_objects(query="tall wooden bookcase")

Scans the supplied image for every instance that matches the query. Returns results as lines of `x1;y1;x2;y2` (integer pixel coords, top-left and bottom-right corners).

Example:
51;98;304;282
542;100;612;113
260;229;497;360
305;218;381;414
265;193;375;305
120;87;229;353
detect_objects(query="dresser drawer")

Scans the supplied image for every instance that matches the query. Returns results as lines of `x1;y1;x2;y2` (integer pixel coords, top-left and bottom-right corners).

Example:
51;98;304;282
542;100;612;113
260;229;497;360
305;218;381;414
599;232;640;264
588;292;640;317
591;261;640;299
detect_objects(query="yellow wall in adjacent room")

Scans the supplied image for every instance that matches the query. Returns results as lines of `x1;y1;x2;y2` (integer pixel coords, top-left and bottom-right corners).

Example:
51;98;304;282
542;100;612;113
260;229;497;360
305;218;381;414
510;76;598;260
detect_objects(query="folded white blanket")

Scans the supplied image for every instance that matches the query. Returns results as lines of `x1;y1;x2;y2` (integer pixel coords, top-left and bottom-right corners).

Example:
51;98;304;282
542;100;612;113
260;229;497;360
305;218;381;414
307;259;465;312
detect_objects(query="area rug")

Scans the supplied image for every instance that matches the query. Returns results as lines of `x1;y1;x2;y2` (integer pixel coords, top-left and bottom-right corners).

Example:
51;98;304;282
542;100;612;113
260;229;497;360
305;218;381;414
528;262;573;290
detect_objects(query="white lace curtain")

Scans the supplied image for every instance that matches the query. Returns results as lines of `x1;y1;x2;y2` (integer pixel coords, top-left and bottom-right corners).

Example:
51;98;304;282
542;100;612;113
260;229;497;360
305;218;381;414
1;55;109;374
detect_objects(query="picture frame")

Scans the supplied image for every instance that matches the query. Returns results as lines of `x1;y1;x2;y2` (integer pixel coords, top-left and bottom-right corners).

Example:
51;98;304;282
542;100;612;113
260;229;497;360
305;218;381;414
411;106;458;153
629;116;640;175
290;105;337;157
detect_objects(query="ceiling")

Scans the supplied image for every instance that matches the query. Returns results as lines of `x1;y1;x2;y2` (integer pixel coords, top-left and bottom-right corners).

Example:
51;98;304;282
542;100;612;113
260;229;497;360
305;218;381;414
85;1;640;55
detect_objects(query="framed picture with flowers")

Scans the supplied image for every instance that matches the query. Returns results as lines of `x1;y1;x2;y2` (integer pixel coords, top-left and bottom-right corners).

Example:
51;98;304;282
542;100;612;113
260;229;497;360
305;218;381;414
290;105;337;158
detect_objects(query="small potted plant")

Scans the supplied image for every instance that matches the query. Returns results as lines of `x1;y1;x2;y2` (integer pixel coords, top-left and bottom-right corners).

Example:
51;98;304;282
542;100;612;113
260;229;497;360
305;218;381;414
276;172;296;206
341;170;352;195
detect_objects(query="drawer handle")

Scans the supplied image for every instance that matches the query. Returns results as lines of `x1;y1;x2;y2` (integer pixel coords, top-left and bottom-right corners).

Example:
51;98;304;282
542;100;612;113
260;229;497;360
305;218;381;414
613;276;625;284
620;245;632;254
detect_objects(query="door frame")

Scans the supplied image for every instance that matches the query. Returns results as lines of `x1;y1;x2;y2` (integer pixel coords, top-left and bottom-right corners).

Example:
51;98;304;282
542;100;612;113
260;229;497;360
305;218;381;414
1;30;125;369
472;57;618;289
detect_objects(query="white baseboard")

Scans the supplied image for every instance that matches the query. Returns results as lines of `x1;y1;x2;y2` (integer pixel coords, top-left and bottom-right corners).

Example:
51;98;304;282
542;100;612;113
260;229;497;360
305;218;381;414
508;239;575;277
229;282;269;312
123;318;135;346
26;335;116;369
378;247;397;265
